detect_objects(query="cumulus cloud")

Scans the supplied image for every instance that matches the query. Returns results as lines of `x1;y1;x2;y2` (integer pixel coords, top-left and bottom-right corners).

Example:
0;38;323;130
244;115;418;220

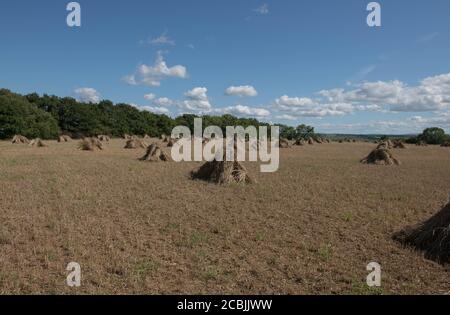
275;114;297;121
217;105;270;118
273;95;352;117
407;112;450;127
124;52;187;87
153;97;175;107
320;73;450;112
130;103;171;115
225;85;258;97
181;87;212;111
148;87;268;118
272;72;450;119
274;95;316;108
74;88;102;103
141;106;170;115
135;88;214;115
144;93;156;101
317;113;450;134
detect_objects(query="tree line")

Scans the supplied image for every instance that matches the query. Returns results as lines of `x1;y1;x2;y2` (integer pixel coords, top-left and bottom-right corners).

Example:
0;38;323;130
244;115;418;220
1;88;304;140
3;88;446;144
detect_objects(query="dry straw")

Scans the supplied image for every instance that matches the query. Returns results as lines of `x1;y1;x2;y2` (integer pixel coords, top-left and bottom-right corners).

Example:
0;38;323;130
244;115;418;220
11;135;30;144
360;148;401;165
98;135;110;142
393;140;406;149
278;138;291;148
191;154;254;185
78;137;104;151
393;201;450;264
416;140;428;146
167;138;176;147
140;143;171;162
294;139;305;146
29;138;47;147
124;139;148;149
58;135;72;142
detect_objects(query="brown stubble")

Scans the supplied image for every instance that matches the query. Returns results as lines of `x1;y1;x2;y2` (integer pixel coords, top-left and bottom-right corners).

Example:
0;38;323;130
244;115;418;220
0;139;449;294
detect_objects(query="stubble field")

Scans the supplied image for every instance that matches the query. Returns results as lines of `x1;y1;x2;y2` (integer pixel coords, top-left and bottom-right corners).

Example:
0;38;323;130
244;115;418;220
0;139;449;294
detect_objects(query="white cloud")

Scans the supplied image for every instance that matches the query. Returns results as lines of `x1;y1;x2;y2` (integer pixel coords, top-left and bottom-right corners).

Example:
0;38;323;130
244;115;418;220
153;97;174;107
124;51;187;87
254;4;269;15
123;75;137;85
273;95;352;117
144;93;156;101
74;88;102;103
130;103;171;115
149;31;175;46
141;106;170;115
274;95;316;108
273;72;450;119
218;105;270;118
181;87;212;111
324;74;450;112
354;104;386;112
295;104;354;117
275;114;297;121
225;85;258;97
317;113;450;134
407;112;450;127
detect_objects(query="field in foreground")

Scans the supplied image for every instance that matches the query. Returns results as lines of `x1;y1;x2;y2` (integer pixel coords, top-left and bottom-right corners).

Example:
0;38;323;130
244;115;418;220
0;139;449;294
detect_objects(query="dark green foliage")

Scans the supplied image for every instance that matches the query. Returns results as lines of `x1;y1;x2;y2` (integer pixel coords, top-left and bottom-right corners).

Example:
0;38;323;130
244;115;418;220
1;89;274;140
278;123;315;140
0;89;59;139
406;127;449;145
417;127;448;145
4;90;449;144
295;124;315;140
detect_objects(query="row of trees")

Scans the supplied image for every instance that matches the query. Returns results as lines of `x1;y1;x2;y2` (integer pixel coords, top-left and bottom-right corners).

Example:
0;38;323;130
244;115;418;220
2;89;449;144
278;124;316;140
1;89;310;140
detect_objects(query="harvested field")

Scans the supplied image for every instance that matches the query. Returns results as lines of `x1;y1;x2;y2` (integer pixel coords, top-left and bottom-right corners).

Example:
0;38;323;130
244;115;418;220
0;139;449;294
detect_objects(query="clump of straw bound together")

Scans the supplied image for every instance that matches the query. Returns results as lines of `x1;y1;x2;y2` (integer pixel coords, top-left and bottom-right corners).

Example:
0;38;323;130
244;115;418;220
393;201;450;264
12;135;29;144
29;138;47;147
360;148;400;165
124;139;148;149
139;143;171;162
58;135;72;142
78;137;104;151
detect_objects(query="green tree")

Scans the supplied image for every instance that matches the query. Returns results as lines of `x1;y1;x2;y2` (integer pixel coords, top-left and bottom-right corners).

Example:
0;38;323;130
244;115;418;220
3;89;274;140
295;124;315;139
418;127;448;145
0;89;59;139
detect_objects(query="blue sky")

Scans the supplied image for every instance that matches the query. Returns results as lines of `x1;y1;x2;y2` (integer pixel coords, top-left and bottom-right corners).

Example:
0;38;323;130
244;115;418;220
1;0;450;134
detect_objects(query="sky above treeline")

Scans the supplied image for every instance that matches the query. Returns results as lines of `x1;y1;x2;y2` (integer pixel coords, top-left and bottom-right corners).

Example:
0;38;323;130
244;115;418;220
1;0;450;134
